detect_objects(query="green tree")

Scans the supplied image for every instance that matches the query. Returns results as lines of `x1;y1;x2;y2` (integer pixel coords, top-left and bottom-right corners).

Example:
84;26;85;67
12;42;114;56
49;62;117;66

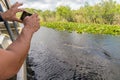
100;0;116;24
42;10;56;22
56;6;73;22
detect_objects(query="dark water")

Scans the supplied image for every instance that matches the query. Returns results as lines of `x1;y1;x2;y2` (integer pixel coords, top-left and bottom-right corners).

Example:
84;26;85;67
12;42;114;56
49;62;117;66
27;27;120;80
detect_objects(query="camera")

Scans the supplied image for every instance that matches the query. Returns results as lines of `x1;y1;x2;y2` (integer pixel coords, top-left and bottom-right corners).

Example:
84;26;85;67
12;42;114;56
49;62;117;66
20;11;32;21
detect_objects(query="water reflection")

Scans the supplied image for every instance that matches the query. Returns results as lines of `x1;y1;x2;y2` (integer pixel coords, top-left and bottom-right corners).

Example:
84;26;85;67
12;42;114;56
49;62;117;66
27;27;120;80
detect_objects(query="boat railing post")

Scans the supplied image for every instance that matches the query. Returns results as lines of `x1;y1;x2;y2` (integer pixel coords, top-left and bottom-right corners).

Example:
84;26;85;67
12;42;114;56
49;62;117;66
4;0;19;36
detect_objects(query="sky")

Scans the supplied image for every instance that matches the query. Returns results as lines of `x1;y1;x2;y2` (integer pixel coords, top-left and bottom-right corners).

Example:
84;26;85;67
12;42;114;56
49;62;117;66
10;0;120;11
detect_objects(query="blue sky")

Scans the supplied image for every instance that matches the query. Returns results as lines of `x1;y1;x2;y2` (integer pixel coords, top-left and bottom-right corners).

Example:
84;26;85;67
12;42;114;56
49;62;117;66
10;0;120;11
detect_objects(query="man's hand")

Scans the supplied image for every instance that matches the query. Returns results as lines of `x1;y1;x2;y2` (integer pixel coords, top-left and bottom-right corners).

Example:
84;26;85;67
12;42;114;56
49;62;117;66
23;14;40;33
0;2;23;22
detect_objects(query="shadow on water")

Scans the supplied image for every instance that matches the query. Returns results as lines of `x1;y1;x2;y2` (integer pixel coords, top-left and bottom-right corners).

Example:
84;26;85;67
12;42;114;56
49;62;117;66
27;27;120;80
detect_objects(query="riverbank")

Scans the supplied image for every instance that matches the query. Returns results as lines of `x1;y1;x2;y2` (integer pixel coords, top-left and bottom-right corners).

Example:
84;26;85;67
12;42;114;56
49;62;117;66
41;22;120;35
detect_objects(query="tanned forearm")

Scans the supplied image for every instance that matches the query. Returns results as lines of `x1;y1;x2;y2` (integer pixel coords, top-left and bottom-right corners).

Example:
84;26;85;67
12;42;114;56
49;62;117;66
0;28;33;79
7;28;33;68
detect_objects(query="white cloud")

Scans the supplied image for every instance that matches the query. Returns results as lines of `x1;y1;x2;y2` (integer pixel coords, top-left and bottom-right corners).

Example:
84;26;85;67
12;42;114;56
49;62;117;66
20;2;56;11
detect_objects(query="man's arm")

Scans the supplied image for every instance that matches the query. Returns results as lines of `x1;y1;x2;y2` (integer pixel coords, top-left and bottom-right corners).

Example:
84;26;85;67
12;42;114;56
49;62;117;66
0;14;40;79
0;2;40;79
0;28;33;79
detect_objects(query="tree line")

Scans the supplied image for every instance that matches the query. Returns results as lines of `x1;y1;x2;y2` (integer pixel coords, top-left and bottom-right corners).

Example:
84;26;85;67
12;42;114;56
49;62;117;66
25;0;120;25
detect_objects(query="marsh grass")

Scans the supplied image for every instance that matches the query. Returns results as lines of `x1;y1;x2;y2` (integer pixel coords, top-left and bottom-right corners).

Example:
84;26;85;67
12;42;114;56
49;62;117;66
41;22;120;35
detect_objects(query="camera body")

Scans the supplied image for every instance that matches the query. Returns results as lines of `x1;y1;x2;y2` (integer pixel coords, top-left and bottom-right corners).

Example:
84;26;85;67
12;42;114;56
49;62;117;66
20;11;32;21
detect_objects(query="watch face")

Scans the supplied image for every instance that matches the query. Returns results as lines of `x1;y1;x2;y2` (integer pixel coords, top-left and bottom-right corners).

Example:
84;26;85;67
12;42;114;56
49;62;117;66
20;11;32;21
